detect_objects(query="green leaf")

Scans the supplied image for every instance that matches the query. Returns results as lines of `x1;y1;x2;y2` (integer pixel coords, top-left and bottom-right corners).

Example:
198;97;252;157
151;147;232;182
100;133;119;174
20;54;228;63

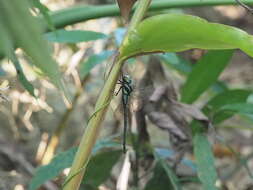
30;0;55;31
11;54;35;96
0;22;35;96
120;14;253;59
207;90;251;111
181;50;233;103
144;162;173;190
0;0;69;100
29;138;120;190
158;53;192;74
80;150;122;189
0;21;12;57
210;81;228;94
29;147;77;190
154;151;182;190
45;29;107;43
219;103;253;115
193;132;218;190
79;50;113;79
204;90;251;123
155;148;196;171
158;52;228;94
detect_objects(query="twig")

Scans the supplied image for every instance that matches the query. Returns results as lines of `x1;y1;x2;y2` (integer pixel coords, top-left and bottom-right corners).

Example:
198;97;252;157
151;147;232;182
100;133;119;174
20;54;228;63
235;0;253;13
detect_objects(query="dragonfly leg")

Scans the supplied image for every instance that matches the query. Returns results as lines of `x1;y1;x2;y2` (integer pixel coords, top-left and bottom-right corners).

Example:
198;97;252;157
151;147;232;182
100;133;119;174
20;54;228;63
117;79;123;85
115;86;122;96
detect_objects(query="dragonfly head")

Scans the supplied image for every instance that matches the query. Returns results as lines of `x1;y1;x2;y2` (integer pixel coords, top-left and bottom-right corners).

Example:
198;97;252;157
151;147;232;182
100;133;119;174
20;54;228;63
122;75;132;84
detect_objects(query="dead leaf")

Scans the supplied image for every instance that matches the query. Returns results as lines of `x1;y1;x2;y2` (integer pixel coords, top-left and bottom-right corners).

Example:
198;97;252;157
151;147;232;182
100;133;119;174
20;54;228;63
133;56;210;153
117;0;137;21
148;111;188;141
171;100;209;122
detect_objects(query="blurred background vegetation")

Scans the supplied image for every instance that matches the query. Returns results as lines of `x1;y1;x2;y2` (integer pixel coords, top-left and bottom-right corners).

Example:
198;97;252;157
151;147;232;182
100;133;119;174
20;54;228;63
1;0;253;190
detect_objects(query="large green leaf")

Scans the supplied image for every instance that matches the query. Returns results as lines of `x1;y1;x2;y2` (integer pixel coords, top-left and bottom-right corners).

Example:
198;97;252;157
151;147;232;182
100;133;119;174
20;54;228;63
0;21;35;96
120;14;253;59
29;138;120;190
45;29;107;43
0;0;69;100
158;53;228;94
193;131;218;190
219;103;253;115
80;150;122;189
29;147;77;190
181;50;233;103
0;20;12;56
203;89;251;123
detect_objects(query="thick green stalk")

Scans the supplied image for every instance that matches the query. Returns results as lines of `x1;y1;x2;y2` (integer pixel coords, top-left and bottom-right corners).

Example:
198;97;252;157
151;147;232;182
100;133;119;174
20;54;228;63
48;0;253;30
62;0;151;190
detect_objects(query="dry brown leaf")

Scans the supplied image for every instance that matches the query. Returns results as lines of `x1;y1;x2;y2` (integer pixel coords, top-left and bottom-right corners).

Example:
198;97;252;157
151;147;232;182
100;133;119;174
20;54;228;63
148;111;188;141
133;57;210;152
171;100;209;122
117;0;137;21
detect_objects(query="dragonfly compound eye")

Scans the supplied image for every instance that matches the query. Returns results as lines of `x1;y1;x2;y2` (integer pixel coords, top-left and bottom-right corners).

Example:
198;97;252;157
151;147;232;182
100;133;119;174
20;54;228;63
123;75;132;84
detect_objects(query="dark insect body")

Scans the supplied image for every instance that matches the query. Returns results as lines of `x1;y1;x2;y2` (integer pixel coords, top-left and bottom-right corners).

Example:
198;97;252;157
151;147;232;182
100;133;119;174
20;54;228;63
116;75;133;153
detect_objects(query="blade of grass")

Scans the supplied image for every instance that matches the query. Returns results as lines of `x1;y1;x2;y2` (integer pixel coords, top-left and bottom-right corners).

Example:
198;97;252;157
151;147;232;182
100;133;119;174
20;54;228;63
181;50;233;104
193;123;219;190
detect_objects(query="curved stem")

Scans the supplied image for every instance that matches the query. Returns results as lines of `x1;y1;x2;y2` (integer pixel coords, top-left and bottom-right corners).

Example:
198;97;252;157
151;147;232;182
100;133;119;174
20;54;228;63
63;0;151;189
47;0;253;30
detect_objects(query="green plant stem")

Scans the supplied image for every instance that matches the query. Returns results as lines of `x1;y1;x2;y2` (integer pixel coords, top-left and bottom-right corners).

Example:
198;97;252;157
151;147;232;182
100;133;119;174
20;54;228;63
62;0;151;190
48;0;253;30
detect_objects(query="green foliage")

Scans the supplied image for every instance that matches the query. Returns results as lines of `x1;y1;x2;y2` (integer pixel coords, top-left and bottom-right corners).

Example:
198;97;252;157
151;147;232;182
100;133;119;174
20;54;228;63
80;150;122;189
120;14;253;60
29;147;77;190
155;148;196;171
45;29;107;43
46;0;253;31
159;52;228;94
29;138;120;190
10;53;35;96
0;21;35;96
144;162;173;190
2;1;253;189
158;53;192;74
181;50;233;103
219;103;253;115
79;50;114;79
0;0;69;99
154;152;182;190
29;0;55;31
193;132;218;190
203;89;251;123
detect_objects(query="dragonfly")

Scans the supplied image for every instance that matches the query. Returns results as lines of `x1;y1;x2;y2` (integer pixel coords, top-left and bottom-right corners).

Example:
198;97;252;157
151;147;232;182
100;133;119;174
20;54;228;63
115;74;133;153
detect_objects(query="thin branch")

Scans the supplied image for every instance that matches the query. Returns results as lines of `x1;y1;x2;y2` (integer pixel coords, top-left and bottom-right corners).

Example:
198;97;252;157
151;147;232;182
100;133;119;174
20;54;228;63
235;0;253;13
